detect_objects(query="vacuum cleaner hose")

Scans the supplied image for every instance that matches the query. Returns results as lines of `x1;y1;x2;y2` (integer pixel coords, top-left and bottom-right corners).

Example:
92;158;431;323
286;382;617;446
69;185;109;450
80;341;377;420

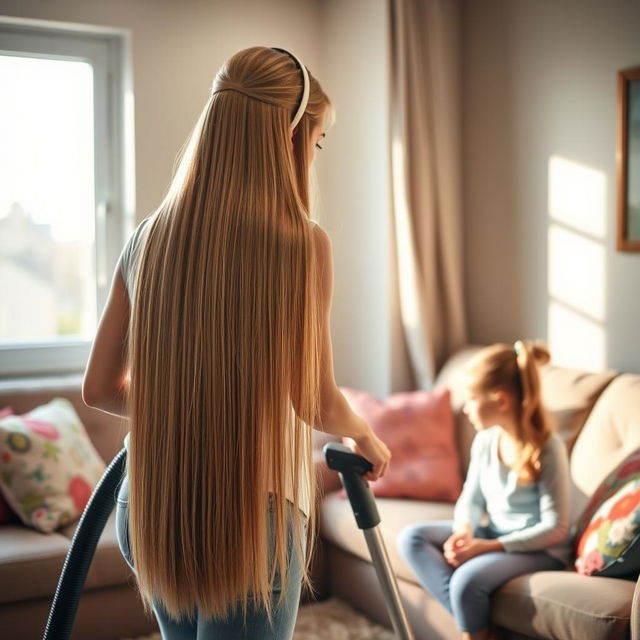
42;447;127;640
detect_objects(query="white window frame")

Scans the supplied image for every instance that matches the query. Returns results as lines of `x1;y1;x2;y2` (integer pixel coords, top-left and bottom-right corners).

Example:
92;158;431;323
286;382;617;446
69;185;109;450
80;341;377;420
0;16;135;378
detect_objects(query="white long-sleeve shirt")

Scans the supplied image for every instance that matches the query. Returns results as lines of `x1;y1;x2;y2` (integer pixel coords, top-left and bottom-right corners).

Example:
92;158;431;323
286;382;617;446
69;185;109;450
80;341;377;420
453;427;572;565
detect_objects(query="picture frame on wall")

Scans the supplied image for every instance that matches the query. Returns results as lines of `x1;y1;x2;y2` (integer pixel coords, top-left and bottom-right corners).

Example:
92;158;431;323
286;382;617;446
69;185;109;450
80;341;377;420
617;66;640;252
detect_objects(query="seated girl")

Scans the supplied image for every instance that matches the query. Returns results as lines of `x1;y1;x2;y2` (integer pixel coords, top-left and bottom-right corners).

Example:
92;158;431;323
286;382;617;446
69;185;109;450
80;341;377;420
397;340;571;640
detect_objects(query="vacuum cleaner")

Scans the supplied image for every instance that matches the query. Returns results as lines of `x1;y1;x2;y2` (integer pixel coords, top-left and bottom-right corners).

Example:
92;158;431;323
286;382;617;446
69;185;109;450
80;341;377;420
43;443;414;640
42;447;126;640
323;442;415;640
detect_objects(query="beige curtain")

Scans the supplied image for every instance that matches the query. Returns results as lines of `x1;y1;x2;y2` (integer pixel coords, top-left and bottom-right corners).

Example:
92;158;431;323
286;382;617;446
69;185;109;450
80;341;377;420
389;0;467;389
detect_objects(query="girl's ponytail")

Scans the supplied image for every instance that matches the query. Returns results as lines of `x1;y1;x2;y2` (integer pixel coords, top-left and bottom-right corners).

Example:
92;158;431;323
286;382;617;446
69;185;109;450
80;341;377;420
513;340;552;483
463;340;553;484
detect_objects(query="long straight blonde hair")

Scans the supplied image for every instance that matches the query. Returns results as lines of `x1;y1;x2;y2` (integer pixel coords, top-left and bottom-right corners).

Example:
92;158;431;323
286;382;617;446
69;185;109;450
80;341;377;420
463;340;553;484
126;46;333;625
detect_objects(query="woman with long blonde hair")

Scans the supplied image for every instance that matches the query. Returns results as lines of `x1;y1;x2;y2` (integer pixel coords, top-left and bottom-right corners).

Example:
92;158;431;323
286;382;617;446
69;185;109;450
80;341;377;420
83;46;391;639
398;341;571;640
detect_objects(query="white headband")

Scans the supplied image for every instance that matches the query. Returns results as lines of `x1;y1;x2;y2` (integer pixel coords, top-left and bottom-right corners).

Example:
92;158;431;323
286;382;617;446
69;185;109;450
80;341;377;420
272;47;309;130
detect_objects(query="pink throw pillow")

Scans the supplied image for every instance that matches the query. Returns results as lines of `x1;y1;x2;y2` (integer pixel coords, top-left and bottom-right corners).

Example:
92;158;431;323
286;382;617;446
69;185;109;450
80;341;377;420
339;387;462;502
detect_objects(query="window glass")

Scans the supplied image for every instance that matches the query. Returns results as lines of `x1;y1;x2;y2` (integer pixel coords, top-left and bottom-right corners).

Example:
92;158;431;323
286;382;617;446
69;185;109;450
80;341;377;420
0;54;97;344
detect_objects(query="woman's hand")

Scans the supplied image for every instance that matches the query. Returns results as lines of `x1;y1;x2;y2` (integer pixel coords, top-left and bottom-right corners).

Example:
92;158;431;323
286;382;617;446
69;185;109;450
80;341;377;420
444;537;504;567
352;426;391;482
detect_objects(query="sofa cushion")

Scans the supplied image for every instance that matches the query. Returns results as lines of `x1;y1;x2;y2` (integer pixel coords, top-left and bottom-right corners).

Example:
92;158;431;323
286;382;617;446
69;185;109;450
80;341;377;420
571;374;640;525
321;492;634;640
0;523;71;604
320;491;454;584
540;365;617;454
0;510;134;605
492;570;633;640
340;386;462;501
0;398;107;532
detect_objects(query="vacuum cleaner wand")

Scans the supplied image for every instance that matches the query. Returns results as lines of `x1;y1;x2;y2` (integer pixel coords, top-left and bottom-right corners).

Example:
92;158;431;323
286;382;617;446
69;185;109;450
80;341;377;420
323;442;415;640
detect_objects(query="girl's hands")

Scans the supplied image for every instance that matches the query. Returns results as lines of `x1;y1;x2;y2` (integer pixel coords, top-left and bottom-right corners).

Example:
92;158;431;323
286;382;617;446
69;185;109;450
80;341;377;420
444;536;504;567
352;427;391;482
443;525;472;560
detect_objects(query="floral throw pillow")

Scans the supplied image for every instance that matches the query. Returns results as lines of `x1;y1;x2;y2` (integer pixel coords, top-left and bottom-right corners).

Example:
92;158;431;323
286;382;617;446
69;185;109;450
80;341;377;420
0;398;106;533
574;448;640;578
574;447;640;540
575;477;640;577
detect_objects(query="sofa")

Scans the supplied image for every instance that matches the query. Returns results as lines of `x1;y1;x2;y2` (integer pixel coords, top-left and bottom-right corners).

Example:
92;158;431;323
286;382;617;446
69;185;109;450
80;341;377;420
315;346;640;640
0;377;330;640
1;346;639;639
0;377;159;640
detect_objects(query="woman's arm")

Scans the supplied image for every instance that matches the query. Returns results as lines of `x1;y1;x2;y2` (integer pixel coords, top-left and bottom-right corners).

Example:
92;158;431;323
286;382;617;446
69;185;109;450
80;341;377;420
306;224;367;439
82;267;130;418
303;225;390;480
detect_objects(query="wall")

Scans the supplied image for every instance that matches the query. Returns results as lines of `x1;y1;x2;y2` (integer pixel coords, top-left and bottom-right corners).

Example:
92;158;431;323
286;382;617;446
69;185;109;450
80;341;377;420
462;0;640;373
316;0;393;396
0;0;323;220
0;0;395;393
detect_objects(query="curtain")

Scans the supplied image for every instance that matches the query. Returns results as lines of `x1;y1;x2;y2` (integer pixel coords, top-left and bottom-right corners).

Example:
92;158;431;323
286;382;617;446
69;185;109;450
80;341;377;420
389;0;467;389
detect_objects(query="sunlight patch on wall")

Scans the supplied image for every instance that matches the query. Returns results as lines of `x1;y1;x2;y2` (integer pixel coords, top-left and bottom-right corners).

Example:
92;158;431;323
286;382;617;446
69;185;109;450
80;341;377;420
548;225;605;321
548;302;606;372
547;156;607;371
548;156;606;238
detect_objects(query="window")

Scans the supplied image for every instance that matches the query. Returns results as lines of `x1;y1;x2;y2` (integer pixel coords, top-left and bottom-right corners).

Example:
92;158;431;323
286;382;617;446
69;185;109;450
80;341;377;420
0;17;134;377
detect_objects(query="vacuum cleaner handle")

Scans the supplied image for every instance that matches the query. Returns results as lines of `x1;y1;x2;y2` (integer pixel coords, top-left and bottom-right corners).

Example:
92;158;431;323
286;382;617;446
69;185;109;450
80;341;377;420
323;442;380;529
324;441;416;640
43;447;127;640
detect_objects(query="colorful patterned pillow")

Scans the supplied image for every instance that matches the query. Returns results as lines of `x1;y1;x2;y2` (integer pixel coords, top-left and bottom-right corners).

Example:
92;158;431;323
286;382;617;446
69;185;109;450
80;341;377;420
339;386;462;502
574;447;640;543
0;398;107;533
575;477;640;578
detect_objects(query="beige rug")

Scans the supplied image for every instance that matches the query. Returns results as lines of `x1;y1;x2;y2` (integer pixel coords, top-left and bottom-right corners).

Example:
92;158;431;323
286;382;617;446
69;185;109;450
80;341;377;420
123;597;395;639
293;598;394;639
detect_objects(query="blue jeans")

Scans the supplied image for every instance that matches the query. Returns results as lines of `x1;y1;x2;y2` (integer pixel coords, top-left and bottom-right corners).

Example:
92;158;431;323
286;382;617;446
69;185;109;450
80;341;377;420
397;521;564;633
115;474;307;639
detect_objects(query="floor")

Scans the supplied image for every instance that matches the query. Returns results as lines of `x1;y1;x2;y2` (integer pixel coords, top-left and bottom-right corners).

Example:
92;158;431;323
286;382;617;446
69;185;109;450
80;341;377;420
122;597;395;640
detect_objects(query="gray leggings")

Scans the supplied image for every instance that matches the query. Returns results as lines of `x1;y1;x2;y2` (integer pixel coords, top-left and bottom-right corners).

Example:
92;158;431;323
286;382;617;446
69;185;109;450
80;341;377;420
115;474;307;639
397;521;564;633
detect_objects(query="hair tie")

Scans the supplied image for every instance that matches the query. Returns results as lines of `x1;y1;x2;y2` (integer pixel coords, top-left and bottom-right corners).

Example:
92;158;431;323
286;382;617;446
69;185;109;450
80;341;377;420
271;47;310;130
211;81;255;101
514;340;525;358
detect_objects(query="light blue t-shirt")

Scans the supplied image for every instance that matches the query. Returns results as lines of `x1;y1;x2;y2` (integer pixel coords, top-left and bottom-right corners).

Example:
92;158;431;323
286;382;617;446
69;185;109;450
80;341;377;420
453;427;572;565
